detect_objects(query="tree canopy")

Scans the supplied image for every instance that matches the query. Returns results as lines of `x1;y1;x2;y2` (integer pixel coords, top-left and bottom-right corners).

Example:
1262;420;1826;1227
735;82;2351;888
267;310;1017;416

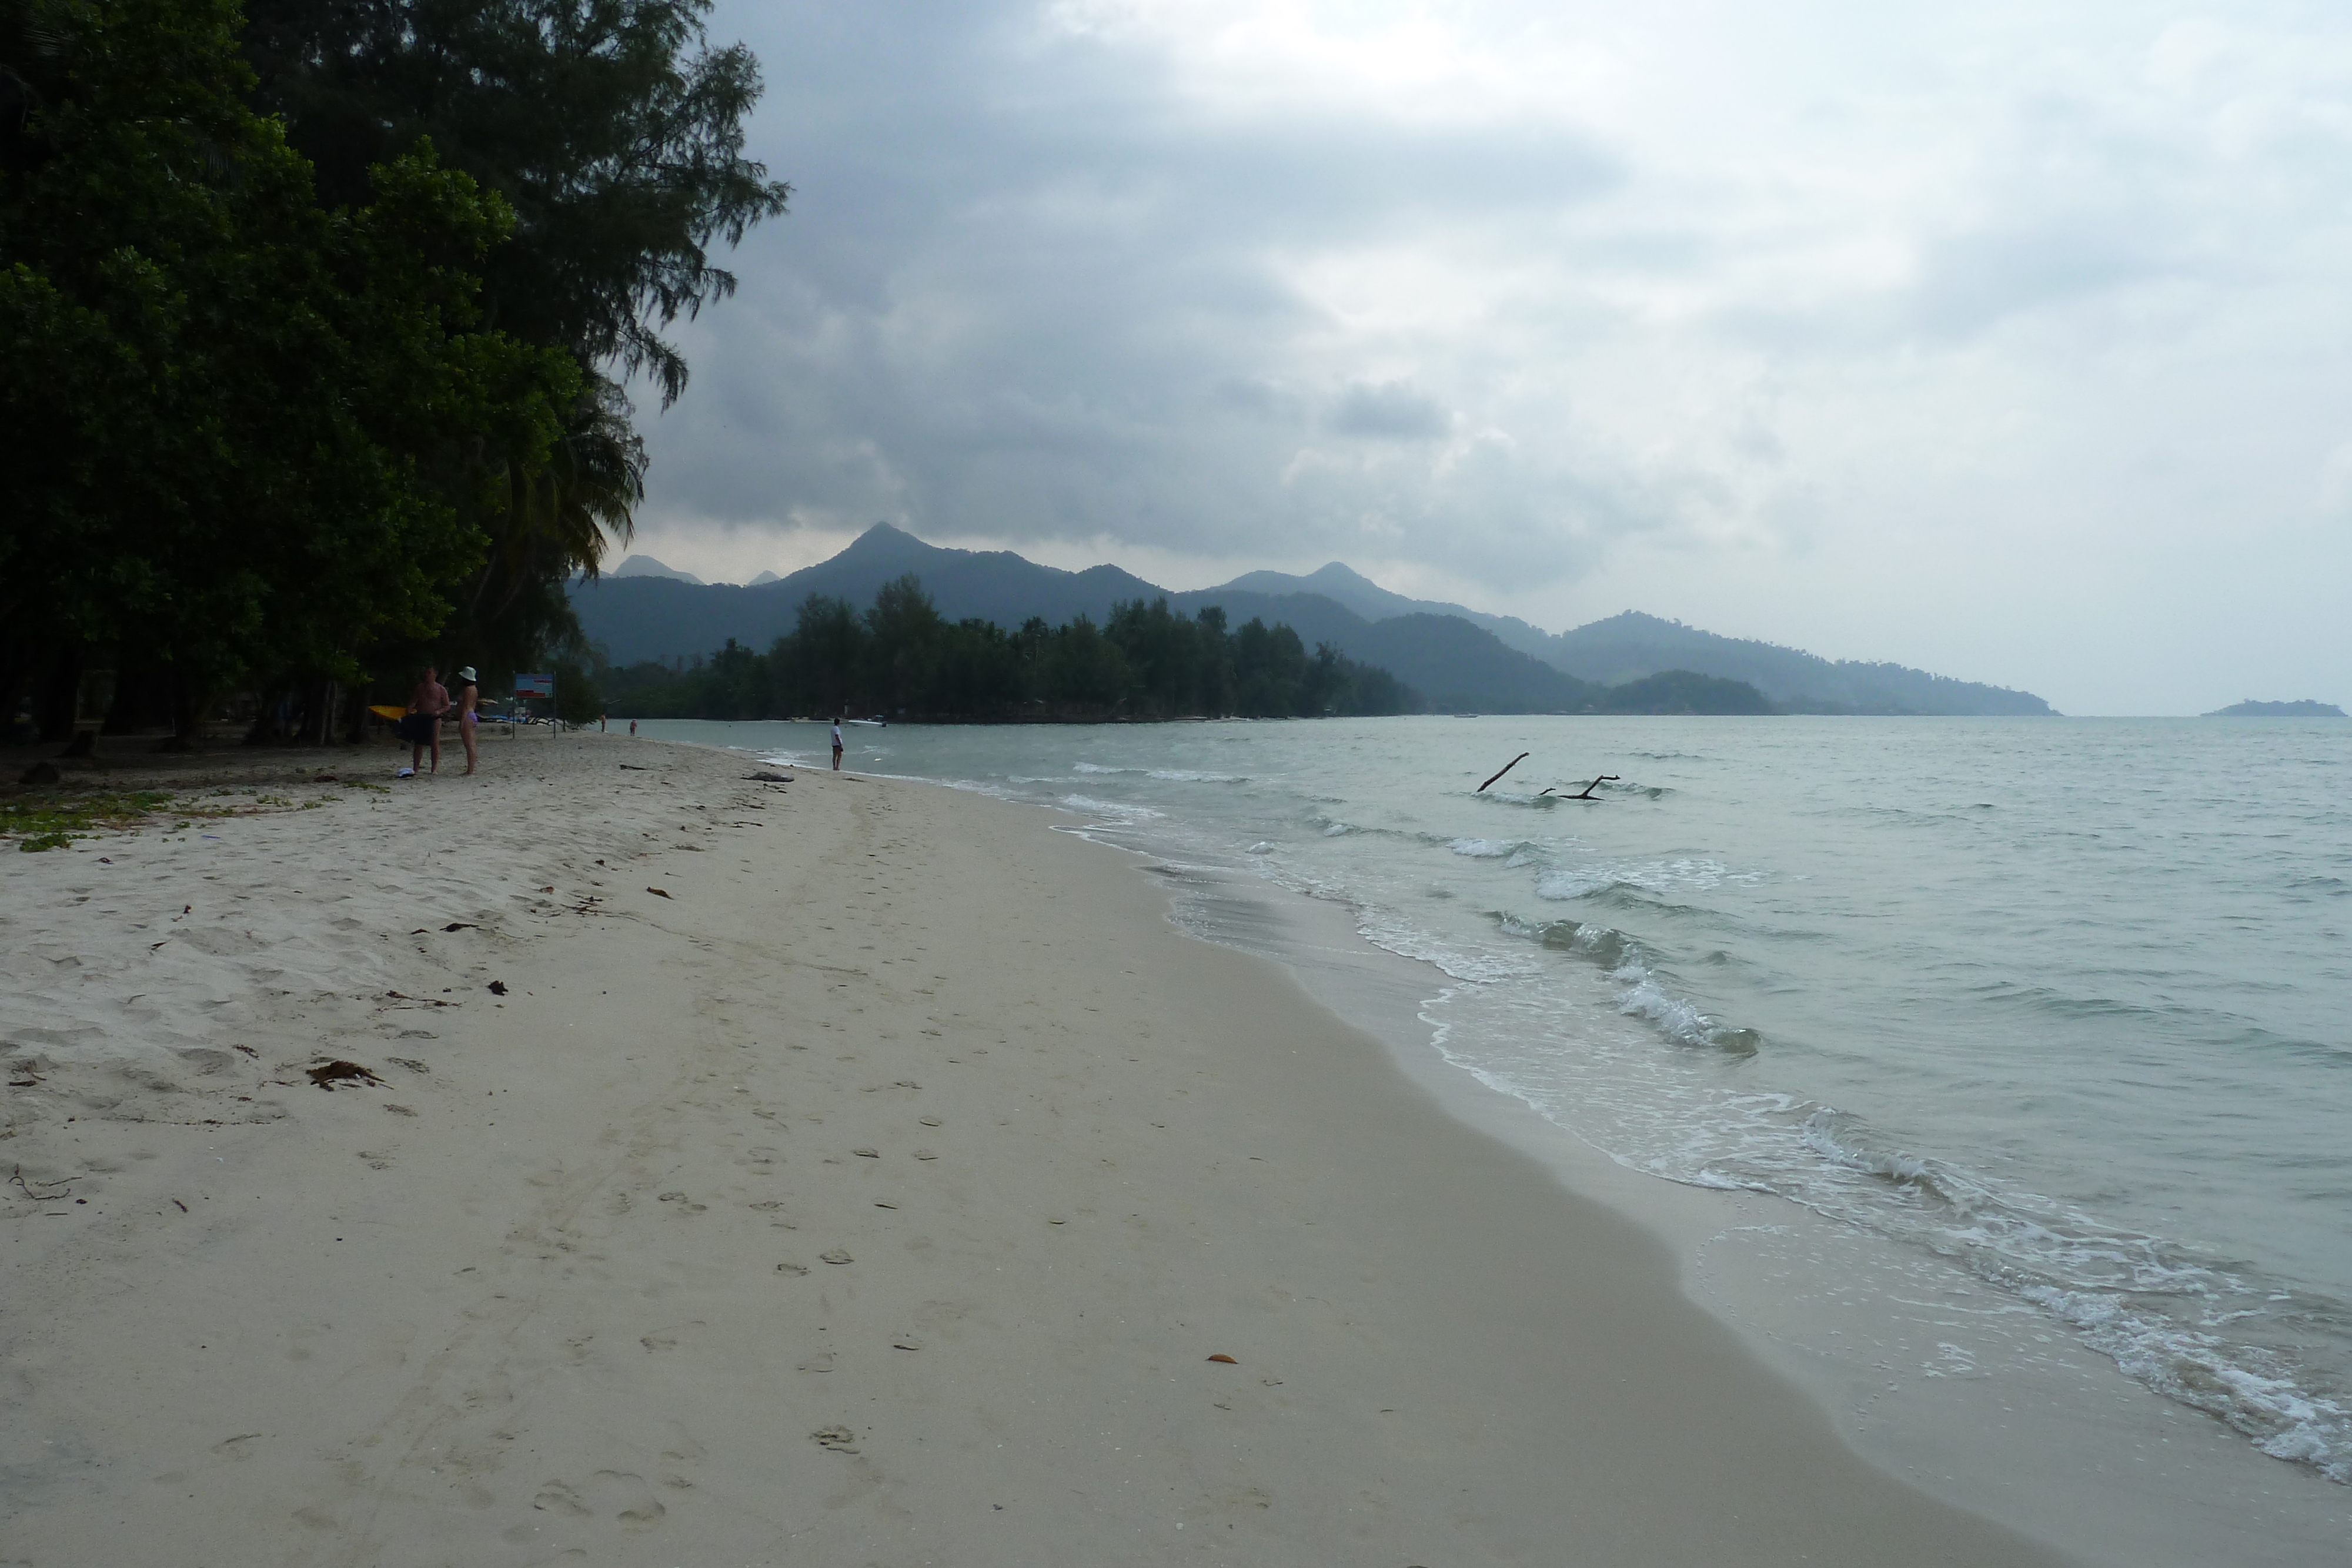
240;0;790;407
1;0;787;741
2;0;580;730
597;578;1419;722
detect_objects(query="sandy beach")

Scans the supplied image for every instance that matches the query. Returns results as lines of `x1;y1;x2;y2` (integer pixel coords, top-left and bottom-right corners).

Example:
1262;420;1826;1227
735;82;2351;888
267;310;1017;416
1;733;2075;1566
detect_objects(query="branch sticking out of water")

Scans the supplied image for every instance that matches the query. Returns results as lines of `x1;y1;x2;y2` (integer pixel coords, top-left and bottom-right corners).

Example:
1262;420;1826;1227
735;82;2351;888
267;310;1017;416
1478;753;1530;792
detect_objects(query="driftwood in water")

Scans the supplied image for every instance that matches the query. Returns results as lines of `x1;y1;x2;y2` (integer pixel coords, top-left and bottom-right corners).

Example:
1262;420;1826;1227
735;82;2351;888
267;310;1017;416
1539;774;1621;800
1477;753;1531;792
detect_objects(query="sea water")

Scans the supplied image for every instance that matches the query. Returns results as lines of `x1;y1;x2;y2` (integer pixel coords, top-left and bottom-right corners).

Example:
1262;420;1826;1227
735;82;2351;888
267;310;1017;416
645;714;2351;1537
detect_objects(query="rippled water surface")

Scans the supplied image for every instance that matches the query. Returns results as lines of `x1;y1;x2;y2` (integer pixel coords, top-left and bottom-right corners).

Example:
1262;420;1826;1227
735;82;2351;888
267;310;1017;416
652;714;2352;1482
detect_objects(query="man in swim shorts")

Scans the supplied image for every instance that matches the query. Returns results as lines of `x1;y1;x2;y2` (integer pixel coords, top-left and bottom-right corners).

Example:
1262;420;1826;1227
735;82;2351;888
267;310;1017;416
403;666;450;776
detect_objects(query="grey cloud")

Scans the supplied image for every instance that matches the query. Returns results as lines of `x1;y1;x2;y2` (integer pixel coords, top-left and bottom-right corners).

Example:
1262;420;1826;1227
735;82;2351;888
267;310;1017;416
1328;382;1450;440
626;0;1662;587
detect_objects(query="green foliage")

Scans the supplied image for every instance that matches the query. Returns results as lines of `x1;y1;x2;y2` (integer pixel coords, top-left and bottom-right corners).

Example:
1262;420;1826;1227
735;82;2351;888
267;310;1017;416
1;788;178;848
1;0;578;712
2;0;786;740
241;0;790;409
1595;670;1775;716
597;577;1420;721
549;655;604;725
240;0;790;686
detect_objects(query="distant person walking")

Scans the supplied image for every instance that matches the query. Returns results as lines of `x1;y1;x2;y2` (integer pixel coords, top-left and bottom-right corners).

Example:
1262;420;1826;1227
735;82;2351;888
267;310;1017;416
629;719;637;738
454;666;481;775
831;718;844;771
401;666;450;777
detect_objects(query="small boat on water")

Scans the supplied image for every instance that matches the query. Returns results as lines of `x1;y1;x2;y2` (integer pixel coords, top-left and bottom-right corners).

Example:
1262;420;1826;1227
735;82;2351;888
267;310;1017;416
843;716;887;727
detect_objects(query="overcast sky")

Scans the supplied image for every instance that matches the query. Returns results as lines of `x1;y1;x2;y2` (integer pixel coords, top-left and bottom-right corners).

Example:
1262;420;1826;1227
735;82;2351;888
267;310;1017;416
629;0;2352;714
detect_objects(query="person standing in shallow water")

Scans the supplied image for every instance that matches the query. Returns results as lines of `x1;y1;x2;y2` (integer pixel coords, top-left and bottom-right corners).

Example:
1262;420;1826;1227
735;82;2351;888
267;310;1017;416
403;666;449;776
454;666;481;775
831;718;844;771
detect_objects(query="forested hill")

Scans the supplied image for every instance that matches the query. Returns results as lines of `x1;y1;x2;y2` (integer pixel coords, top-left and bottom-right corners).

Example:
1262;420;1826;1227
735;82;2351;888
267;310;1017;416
570;524;2049;717
1543;613;2054;716
593;576;1785;721
1211;571;2050;715
573;526;1603;714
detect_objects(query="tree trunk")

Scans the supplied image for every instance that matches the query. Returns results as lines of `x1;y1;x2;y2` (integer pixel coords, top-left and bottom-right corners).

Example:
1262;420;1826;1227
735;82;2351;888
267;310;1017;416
0;638;34;744
159;665;204;752
35;644;82;744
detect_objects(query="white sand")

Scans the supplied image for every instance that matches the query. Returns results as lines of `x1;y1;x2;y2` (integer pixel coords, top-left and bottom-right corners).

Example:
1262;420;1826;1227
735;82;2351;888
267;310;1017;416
2;736;2076;1564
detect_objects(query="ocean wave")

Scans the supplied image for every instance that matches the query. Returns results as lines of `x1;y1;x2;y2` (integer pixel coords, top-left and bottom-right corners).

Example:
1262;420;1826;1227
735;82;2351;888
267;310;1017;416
1485;912;1758;1055
1535;857;1758;900
1611;961;1719;1047
1075;760;1250;783
2024;1287;2352;1482
1448;837;1521;858
1440;937;2352;1483
1057;793;1161;824
1785;1106;2352;1482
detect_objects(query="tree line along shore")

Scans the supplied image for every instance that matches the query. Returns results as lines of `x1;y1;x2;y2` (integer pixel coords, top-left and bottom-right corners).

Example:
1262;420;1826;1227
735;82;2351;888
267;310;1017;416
3;0;787;750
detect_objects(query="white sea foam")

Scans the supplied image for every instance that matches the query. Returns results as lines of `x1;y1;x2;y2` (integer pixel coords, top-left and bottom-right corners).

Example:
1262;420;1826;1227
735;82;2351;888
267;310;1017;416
1057;793;1160;825
1609;959;1718;1046
2024;1285;2352;1483
1536;857;1753;900
1448;837;1516;857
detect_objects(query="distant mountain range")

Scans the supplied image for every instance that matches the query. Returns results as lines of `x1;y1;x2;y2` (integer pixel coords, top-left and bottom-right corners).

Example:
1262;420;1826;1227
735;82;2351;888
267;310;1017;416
573;527;2053;716
610;553;707;586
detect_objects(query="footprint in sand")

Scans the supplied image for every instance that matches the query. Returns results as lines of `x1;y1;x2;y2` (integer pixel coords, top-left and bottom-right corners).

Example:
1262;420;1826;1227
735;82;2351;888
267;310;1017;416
532;1471;666;1529
638;1321;703;1352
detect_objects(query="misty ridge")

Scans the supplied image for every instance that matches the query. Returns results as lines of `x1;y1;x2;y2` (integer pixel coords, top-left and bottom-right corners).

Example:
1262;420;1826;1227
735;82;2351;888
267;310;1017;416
574;526;2054;718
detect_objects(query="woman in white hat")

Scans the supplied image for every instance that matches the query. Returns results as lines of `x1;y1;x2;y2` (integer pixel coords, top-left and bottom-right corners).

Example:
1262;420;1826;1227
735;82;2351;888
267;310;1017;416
454;666;482;775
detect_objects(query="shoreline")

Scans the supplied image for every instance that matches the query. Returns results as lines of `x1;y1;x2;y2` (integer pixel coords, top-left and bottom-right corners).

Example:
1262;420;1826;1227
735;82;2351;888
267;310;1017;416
1137;860;2352;1567
5;735;2086;1560
697;713;2352;1562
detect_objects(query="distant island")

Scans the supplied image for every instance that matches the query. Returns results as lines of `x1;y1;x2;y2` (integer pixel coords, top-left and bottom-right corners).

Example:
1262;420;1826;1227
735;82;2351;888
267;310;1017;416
2203;700;2346;718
